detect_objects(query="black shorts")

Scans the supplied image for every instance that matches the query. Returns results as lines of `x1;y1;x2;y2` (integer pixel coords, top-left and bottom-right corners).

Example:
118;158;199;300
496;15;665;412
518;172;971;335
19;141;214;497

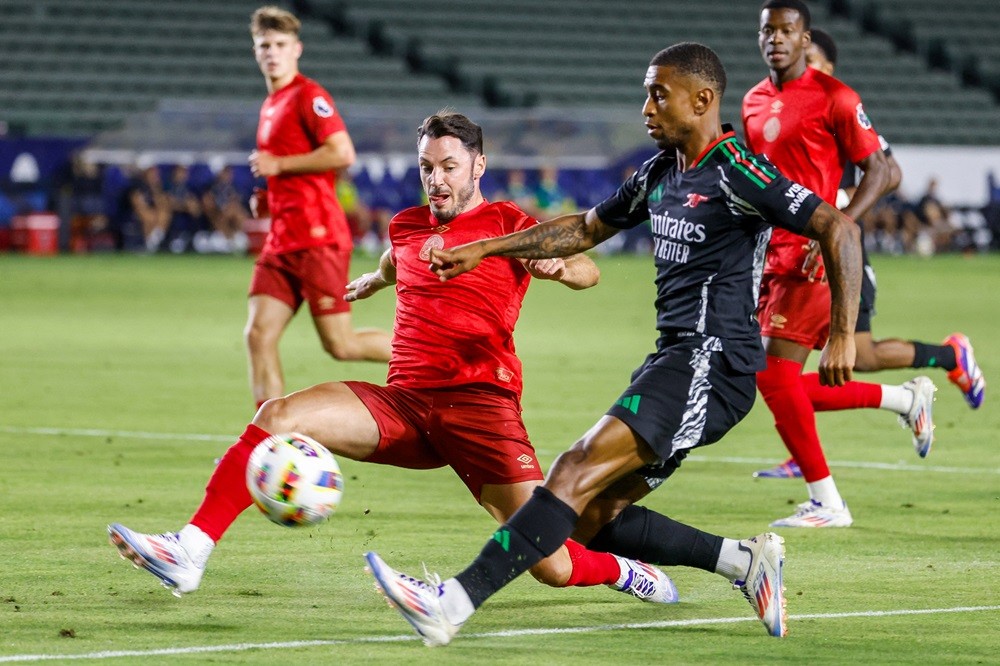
856;258;877;334
606;335;757;487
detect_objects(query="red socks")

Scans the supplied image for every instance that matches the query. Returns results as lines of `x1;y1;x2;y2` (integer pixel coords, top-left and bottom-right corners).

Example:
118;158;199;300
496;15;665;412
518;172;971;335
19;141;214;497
562;539;622;587
756;355;830;482
189;424;271;542
801;372;882;411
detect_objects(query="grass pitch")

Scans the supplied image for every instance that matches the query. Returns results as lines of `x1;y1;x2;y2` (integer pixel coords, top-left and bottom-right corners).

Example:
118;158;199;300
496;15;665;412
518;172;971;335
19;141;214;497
1;252;998;664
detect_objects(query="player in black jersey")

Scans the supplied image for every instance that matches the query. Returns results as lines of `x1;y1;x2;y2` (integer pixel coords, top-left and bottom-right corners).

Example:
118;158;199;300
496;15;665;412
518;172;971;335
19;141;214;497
363;42;863;644
755;28;986;479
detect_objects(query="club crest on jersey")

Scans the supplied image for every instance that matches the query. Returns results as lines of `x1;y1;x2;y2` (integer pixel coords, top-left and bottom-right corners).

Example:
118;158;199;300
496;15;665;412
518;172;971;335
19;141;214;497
312;96;335;118
855;103;872;130
419;234;445;261
683;193;709;208
763;116;781;142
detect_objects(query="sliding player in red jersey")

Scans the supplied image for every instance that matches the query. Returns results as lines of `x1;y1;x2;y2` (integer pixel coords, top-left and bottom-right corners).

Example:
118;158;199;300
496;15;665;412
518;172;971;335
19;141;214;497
107;111;679;605
246;6;390;408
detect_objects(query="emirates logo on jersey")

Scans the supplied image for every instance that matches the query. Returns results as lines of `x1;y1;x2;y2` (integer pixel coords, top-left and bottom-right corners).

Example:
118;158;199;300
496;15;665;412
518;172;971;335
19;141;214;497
495;367;513;382
683;193;710;208
419;234;445;261
763;116;781;142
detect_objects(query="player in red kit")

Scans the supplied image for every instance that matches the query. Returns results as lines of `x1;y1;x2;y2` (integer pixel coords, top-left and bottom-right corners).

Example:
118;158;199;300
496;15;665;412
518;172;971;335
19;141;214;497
754;28;986;480
742;0;935;527
107;111;679;605
246;6;390;408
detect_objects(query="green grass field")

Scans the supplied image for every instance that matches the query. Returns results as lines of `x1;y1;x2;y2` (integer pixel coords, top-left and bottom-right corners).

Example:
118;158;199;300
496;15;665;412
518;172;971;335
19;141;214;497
1;252;998;664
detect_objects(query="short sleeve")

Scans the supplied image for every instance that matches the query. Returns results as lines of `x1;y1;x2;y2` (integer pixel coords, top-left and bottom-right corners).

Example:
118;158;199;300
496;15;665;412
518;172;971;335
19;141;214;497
300;84;347;145
829;85;882;165
594;158;660;229
728;152;823;235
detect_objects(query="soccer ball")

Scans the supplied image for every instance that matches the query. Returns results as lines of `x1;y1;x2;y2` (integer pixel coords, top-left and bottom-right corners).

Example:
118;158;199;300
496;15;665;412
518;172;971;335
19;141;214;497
246;433;344;527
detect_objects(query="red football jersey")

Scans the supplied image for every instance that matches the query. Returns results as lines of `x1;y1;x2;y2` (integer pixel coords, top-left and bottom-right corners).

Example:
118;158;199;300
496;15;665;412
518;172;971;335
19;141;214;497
387;200;536;395
257;74;351;255
742;67;881;275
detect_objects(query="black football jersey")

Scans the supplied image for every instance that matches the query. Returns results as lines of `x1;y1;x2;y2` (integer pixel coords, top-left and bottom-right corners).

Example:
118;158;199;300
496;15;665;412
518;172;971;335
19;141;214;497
595;130;822;372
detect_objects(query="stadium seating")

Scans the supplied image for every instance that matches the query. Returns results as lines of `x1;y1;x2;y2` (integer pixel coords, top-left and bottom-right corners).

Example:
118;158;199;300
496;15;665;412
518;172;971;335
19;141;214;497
2;0;997;144
1;0;477;137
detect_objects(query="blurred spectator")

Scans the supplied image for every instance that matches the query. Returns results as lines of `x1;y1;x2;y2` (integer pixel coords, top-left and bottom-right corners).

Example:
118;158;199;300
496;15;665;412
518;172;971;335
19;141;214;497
58;154;112;253
916;177;955;255
164;165;202;253
197;166;249;253
123;166;171;252
500;169;540;218
533;165;576;217
337;169;385;255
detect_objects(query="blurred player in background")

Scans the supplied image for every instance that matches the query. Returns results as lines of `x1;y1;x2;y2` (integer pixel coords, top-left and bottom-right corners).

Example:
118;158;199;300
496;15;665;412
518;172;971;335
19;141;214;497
366;42;866;645
245;6;390;409
743;0;934;527
108;110;681;607
755;28;986;480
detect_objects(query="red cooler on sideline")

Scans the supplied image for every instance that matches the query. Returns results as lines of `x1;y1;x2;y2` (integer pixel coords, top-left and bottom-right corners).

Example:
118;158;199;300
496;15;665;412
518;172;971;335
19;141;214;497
12;213;60;255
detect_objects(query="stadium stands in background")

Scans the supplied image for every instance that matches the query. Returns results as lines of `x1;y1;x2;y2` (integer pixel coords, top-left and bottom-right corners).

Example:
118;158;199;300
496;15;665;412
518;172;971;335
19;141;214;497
2;0;998;144
2;0;999;254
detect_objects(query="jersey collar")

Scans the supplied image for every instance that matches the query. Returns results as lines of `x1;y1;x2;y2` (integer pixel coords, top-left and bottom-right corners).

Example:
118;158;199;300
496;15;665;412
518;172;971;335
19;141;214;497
691;127;737;169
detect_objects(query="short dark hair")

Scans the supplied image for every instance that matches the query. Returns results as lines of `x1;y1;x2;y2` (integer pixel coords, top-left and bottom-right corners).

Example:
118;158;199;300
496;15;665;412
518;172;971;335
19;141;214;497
649;42;727;98
760;0;811;30
417;110;483;155
809;28;838;66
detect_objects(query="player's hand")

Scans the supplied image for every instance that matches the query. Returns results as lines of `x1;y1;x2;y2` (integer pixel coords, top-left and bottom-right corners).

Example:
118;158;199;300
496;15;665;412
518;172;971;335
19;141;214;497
800;240;826;283
249;187;268;218
428;243;486;281
249;150;281;178
345;271;388;302
522;257;566;281
817;333;855;386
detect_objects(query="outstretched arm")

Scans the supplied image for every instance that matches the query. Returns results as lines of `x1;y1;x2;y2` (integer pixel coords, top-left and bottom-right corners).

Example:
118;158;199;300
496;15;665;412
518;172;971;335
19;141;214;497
345;248;396;302
801;201;862;386
429;209;618;281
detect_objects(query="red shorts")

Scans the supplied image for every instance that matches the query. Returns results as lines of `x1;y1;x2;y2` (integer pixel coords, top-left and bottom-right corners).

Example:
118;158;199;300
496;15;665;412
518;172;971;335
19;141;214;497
757;272;831;350
249;245;352;317
344;382;543;500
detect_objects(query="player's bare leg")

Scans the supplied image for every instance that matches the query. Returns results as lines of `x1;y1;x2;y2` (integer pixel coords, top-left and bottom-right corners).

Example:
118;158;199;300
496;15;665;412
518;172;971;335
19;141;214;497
252;382;381;460
854;332;915;372
245;294;295;405
313;312;391;363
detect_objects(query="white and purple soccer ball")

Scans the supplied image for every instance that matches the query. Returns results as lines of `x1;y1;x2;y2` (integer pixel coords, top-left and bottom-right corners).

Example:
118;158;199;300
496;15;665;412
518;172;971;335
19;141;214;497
246;433;344;527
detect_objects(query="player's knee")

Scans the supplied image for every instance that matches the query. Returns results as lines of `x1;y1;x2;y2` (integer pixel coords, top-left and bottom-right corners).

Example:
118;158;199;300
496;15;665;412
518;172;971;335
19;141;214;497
853;353;880;372
253;396;296;434
244;320;280;354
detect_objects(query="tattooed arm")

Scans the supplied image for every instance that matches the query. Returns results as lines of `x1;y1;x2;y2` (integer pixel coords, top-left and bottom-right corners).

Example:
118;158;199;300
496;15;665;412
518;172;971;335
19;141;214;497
429;209;618;281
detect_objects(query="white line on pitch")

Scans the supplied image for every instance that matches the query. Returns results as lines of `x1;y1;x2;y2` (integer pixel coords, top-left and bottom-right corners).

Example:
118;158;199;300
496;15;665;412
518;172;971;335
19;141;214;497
2;425;997;475
1;605;997;662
